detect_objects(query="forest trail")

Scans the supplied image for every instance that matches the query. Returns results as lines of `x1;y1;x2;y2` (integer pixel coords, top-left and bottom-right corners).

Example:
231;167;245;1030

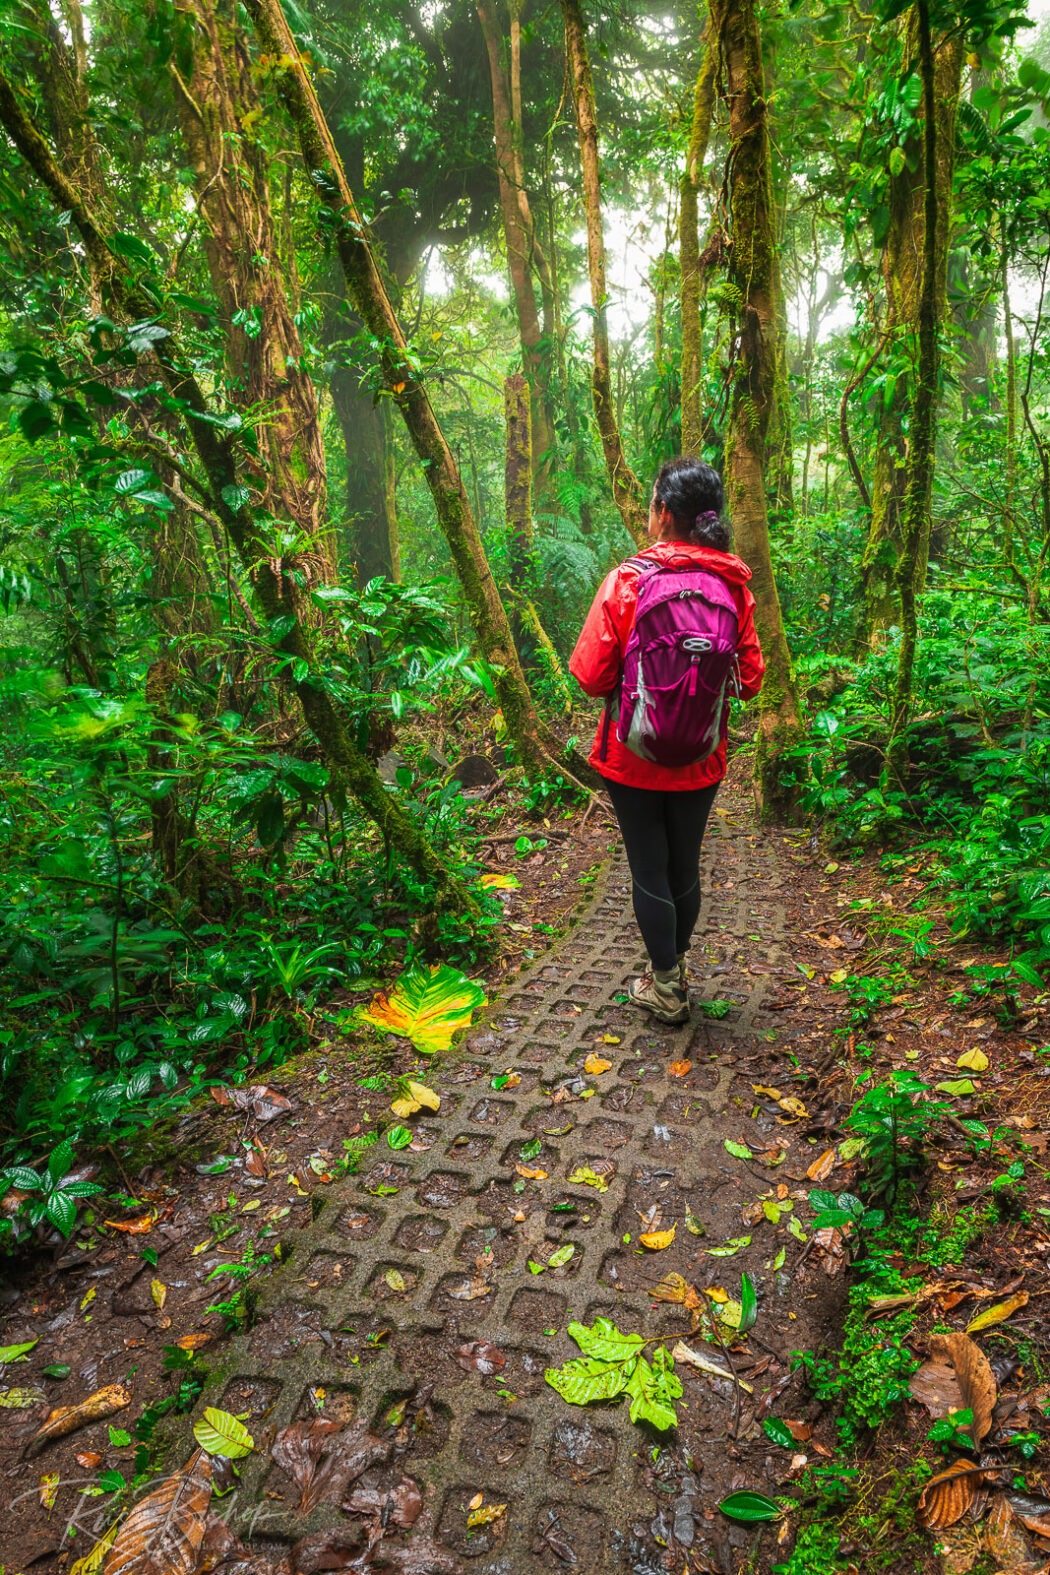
122;782;847;1575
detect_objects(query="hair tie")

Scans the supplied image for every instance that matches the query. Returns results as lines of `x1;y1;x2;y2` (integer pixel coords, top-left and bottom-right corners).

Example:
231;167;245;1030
694;510;721;526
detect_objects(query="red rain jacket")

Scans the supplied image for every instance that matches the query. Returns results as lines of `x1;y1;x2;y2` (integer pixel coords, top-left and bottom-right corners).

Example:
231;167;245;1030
568;539;765;790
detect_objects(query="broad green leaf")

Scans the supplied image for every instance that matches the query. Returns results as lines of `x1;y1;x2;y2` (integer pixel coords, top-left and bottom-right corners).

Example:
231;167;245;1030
763;1417;795;1449
567;1166;609;1193
719;1491;782;1522
625;1349;681;1432
479;873;520;890
359;963;486;1054
0;1338;37;1363
568;1318;646;1363
0;1386;46;1407
957;1048;988;1073
545;1354;634;1406
739;1272;758;1333
724;1140;753;1160
547;1244;575;1269
966;1291;1028;1332
936;1078;977;1096
386;1125;412;1150
192;1406;254;1459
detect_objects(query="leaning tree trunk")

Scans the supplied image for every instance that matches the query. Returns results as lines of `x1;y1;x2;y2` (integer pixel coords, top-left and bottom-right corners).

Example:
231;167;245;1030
857;15;963;651
476;0;556;481
246;0;585;783
888;0;950;775
171;0;334;611
330;357;400;585
0;69;475;913
711;0;803;813
559;0;648;545
680;17;719;457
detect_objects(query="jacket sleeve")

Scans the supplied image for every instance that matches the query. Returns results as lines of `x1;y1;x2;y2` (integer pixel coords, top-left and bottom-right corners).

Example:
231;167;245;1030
735;589;765;700
569;567;630;698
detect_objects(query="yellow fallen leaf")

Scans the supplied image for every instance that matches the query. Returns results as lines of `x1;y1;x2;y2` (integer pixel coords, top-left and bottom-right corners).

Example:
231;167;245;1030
68;1522;118;1575
468;1491;484;1511
752;1084;782;1100
80;1288;96;1312
668;1060;692;1078
467;1502;507;1528
103;1212;157;1234
705;1286;729;1303
516;1165;548;1180
150;1280;167;1310
957;1048;989;1073
600;1034;621;1045
384;1269;407;1294
38;1471;59;1510
391;1080;441;1119
807;1148;836;1182
966;1291;1029;1333
640;1226;676;1250
175;1333;213;1351
583;1054;612;1075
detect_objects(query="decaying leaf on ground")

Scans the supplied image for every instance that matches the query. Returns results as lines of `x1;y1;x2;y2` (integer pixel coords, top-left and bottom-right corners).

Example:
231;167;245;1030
344;1475;423;1529
917;1461;987;1529
985;1494;1042;1569
103;1449;213;1575
640;1225;676;1250
271;1418;391;1514
466;1501;507;1529
455;1340;506;1375
210;1084;294;1123
649;1272;704;1328
967;1292;1029;1334
68;1522;118;1575
1007;1492;1050;1539
26;1382;132;1455
671;1340;754;1393
911;1332;996;1446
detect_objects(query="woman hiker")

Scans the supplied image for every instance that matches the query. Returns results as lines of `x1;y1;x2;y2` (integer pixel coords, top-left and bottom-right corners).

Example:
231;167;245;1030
569;457;765;1025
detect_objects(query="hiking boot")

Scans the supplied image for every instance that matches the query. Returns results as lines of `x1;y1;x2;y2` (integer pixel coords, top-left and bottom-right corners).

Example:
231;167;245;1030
628;969;690;1026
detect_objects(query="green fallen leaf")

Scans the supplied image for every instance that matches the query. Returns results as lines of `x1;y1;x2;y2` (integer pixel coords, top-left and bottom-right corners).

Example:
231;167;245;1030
386;1125;412;1150
739;1272;758;1333
724;1139;753;1160
192;1405;254;1459
359;963;486;1054
763;1417;796;1450
547;1244;575;1269
935;1078;977;1096
567;1166;609;1193
719;1490;782;1522
708;1235;751;1257
0;1339;38;1364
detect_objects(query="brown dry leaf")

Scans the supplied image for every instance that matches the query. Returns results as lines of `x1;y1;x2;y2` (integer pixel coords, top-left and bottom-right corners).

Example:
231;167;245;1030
917;1461;985;1529
910;1346;965;1420
175;1333;213;1352
583;1053;612;1075
446;1276;493;1301
76;1451;103;1469
639;1225;676;1250
806;1148;837;1182
967;1291;1029;1334
668;1060;692;1078
272;1418;390;1514
212;1084;294;1123
345;1476;423;1529
245;1140;268;1179
986;1495;1040;1569
1007;1493;1050;1539
103;1212;157;1234
104;1449;213;1575
455;1341;506;1376
468;1492;484;1512
936;1524;984;1575
650;1273;703;1313
945;1331;996;1446
28;1383;132;1456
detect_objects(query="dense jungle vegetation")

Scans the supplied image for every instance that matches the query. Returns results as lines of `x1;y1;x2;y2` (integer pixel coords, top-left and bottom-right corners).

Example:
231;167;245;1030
0;0;1049;1248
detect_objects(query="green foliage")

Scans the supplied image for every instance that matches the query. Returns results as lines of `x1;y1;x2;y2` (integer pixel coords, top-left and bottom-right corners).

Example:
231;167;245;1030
544;1318;682;1432
797;1292;919;1448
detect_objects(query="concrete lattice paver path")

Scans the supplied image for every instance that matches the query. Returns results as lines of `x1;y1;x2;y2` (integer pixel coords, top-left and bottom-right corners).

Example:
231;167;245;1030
172;803;834;1573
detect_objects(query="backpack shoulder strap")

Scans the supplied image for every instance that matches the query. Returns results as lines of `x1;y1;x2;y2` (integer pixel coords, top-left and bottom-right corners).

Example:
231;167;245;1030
623;554;655;573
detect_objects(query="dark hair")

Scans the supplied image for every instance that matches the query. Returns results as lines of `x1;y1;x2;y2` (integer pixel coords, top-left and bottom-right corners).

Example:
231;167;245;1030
653;457;730;550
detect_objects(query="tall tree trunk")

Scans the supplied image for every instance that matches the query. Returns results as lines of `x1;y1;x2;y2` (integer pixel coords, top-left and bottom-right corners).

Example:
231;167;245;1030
888;1;960;772
245;0;584;782
171;0;334;604
331;359;400;584
559;0;648;545
857;16;963;650
711;0;803;813
680;19;719;457
476;0;555;480
0;68;474;912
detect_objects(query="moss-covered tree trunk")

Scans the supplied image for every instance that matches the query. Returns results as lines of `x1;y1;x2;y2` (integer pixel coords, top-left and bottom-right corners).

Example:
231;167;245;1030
857;17;963;651
711;0;803;813
888;0;953;774
0;68;474;912
476;0;555;481
172;0;335;610
559;0;648;546
245;0;580;781
680;19;718;457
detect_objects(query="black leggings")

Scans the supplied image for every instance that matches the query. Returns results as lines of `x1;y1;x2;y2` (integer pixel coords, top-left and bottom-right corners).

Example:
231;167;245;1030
605;779;719;972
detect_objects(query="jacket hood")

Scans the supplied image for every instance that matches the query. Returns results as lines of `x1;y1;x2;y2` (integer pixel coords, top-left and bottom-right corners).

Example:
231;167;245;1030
635;539;753;586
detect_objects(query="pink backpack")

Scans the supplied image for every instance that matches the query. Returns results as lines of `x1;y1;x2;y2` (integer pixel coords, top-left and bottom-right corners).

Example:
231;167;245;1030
600;558;741;768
